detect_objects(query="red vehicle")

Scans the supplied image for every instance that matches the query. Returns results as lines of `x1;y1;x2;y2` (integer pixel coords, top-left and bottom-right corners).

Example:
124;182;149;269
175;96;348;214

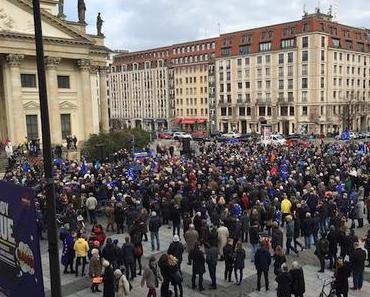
158;131;173;139
286;135;311;148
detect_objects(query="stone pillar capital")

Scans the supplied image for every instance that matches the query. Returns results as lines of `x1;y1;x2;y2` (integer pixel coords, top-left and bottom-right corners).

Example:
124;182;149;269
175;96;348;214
77;59;91;71
44;57;61;69
6;54;24;66
98;66;109;76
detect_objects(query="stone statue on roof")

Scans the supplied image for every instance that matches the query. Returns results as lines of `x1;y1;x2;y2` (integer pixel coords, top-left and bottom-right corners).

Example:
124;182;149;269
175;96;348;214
78;0;86;23
96;12;104;36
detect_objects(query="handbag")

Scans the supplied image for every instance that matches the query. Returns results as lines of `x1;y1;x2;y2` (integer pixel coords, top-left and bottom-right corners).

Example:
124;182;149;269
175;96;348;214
92;276;103;284
135;245;143;257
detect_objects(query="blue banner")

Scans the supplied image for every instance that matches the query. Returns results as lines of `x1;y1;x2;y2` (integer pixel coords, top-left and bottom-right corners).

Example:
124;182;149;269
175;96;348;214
0;182;44;297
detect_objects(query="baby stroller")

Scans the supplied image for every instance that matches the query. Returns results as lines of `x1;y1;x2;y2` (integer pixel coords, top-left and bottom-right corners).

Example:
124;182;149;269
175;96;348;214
319;277;336;297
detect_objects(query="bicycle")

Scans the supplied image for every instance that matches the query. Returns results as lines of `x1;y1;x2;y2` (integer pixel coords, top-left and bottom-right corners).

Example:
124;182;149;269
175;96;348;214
319;277;336;297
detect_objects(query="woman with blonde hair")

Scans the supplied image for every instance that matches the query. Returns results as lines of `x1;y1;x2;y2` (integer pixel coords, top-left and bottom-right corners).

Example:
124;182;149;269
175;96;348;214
168;255;183;297
290;261;305;297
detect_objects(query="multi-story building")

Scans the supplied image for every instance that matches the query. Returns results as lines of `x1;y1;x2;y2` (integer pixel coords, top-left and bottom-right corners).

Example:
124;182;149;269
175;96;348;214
215;9;370;134
109;9;370;135
109;47;170;131
0;0;110;145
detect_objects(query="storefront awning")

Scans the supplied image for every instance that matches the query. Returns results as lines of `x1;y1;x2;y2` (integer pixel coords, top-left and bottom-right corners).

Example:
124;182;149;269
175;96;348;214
175;118;208;124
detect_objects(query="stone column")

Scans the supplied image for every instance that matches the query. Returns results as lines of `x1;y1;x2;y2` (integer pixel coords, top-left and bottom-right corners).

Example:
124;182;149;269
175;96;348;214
45;56;62;144
77;59;93;138
5;54;25;144
99;66;109;132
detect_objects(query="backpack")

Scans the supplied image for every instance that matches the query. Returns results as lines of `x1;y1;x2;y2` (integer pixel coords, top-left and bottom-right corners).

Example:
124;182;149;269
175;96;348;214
321;239;329;254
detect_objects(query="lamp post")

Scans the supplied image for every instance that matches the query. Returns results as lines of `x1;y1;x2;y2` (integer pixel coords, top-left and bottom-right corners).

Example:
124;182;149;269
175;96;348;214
32;1;62;296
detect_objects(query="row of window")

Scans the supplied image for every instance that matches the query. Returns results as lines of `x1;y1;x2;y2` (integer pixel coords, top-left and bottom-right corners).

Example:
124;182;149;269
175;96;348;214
21;74;70;88
176;108;208;116
26;114;71;140
175;76;208;85
172;53;215;65
176;97;208;105
173;42;216;55
175;86;208;95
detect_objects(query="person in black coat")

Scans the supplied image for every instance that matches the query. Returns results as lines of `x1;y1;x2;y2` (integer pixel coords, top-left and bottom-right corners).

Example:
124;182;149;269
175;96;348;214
302;213;314;249
326;225;338;269
223;239;234;282
206;244;218;289
290;261;305;297
233;241;246;285
121;236;136;281
333;258;350;297
189;242;205;291
351;242;367;290
167;235;184;269
249;225;260;261
271;222;283;251
276;263;292;297
254;242;271;291
114;204;125;234
158;254;171;297
101;238;117;269
102;260;115;297
171;204;181;237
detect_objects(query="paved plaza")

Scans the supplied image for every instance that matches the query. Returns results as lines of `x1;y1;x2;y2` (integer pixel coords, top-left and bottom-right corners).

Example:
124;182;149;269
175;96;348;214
36;221;370;297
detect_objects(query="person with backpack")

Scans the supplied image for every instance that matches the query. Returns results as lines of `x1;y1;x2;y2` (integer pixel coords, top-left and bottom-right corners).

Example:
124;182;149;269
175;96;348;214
114;268;130;297
315;233;329;272
149;211;161;251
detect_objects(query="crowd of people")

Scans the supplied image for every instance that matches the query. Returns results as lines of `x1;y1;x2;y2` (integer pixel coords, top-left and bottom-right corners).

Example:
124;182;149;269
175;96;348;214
2;139;370;297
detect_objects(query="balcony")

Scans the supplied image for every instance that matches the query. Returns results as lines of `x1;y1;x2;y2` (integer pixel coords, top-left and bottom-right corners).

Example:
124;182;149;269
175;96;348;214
256;98;271;105
237;98;251;105
277;97;294;104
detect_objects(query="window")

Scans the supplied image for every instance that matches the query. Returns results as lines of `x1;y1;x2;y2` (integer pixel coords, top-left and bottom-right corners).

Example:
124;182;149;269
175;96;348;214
21;74;37;88
288;65;293;76
303;23;309;32
278;54;284;64
257;81;262;89
221;48;231;57
301;91;308;103
57;75;70;88
302;64;308;76
288;92;294;102
281;38;295;49
259;106;266;116
346;40;353;50
61;114;71;139
257;56;262;64
288;52;293;63
279;80;284;89
26;115;38;140
289;106;295;116
245;57;250;65
259;42;272;52
226;83;231;92
288;79;293;89
239;107;245;116
302;106;308;116
321;36;325;47
237;58;242;66
265;67;271;76
245;81;250;88
281;106;288;116
302;51;308;62
257;68;262;77
246;107;251;116
228;107;232;116
302;78;308;88
302;36;309;48
357;43;365;52
321;50;325;62
333;39;340;48
265;55;271;63
221;107;227;116
238;82;243;89
239;45;250;55
278;67;284;77
266;80;271;89
321;77;325;88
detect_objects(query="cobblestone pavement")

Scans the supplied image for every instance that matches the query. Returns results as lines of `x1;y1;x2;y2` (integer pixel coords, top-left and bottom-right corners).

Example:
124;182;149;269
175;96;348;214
37;218;370;297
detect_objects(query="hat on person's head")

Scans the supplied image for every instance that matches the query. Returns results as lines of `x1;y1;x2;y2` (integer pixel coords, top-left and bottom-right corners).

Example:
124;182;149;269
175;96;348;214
173;235;180;242
114;269;123;278
102;260;110;267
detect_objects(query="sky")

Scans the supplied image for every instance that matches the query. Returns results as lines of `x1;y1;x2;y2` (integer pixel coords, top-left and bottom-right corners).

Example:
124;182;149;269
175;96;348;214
64;0;370;51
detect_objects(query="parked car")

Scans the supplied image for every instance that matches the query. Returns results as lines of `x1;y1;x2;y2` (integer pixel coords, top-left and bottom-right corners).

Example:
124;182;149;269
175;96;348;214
158;131;173;139
262;134;286;145
191;131;209;141
173;132;192;140
335;131;356;140
239;133;261;142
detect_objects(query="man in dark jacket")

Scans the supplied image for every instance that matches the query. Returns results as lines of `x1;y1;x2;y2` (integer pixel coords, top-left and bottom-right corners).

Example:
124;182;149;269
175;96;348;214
223;239;234;282
149;211;161;251
326;225;338;269
101;238;117;268
121;236;136;280
167;235;184;269
351;242;367;290
315;233;329;272
206;244;218;289
271;222;283;251
254;242;271;291
171;204;181;237
190;242;205;291
249;225;260;261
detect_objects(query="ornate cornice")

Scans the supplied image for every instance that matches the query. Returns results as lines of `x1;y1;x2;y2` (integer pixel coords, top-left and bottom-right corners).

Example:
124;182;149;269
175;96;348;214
6;54;24;66
98;66;109;76
77;59;91;71
45;56;61;69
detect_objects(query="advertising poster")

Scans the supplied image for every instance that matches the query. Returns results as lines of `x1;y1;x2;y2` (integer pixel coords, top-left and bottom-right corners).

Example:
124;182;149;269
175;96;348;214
262;124;273;142
0;182;44;297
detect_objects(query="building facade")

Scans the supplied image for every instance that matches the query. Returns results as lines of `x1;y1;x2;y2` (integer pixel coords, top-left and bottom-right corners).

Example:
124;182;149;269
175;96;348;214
0;0;110;145
110;10;370;135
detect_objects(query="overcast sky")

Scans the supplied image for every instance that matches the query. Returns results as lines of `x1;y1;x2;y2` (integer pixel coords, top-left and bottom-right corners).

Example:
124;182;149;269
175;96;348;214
64;0;370;51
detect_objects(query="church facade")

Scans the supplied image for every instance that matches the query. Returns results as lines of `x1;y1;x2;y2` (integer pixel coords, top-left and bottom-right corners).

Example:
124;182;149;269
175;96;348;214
0;0;110;145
